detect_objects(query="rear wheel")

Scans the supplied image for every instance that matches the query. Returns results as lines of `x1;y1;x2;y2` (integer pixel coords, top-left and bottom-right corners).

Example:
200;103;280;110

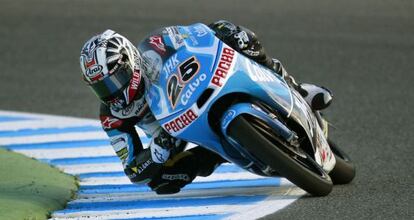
227;115;333;196
328;140;356;184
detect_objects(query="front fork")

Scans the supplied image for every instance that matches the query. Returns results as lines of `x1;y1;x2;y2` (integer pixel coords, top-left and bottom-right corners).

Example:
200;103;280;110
314;111;329;139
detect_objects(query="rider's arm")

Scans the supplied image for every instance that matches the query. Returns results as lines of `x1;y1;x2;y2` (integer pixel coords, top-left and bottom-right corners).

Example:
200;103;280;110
100;104;162;184
208;20;287;78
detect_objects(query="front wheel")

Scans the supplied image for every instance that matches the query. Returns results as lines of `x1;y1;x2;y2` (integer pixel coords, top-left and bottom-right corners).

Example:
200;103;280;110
328;140;356;184
227;115;333;196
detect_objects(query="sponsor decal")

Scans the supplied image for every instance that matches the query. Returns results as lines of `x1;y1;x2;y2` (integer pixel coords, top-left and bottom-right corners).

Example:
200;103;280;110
193;25;208;37
182;27;199;45
149;36;166;53
108;96;126;110
116;148;128;161
178;56;200;83
126;70;141;103
152;147;167;163
321;148;327;162
109;133;129;161
243;49;260;57
150;139;171;163
110;97;148;119
166;27;185;50
162;173;190;181
163;109;198;133
121;103;134;116
167;74;183;109
234;31;249;49
167;56;200;108
211;47;235;87
181;73;207;105
137;159;154;174
101;116;123;130
163;54;180;75
130;70;141;90
248;63;277;82
221;110;236;129
85;64;103;80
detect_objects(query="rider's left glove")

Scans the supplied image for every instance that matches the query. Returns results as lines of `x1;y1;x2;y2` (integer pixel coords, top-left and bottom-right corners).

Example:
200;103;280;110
124;148;162;184
147;151;198;194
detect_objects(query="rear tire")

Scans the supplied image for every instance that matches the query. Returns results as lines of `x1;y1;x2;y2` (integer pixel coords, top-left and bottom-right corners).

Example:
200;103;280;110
328;140;356;184
227;115;333;196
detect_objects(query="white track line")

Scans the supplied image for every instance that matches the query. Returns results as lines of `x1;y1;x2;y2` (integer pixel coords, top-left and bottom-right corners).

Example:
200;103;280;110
13;146;114;159
51;204;256;220
57;162;124;175
80;172;271;186
0;131;108;145
72;186;288;203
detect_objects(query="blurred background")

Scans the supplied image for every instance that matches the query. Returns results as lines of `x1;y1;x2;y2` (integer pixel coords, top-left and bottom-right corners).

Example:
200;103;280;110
0;0;413;219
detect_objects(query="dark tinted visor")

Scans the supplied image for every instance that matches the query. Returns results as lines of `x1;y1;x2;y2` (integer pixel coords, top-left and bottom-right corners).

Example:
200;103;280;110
90;66;133;102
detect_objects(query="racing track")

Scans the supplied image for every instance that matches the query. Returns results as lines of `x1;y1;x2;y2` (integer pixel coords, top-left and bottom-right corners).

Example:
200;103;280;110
0;110;304;219
1;0;413;219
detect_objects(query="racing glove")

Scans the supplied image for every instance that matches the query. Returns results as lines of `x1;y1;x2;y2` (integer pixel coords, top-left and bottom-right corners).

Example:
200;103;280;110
123;128;185;184
147;150;198;194
123;148;163;184
147;147;227;194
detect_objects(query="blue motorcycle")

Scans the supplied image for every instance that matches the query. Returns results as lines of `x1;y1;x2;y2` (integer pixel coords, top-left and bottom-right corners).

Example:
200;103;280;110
143;23;355;196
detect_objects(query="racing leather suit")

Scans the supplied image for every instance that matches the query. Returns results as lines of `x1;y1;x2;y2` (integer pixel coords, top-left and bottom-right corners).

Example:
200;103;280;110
100;20;299;194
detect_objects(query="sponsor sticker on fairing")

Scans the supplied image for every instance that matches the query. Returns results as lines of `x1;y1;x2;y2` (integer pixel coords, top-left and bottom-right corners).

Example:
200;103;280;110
149;35;166;53
166;56;201;108
180;73;207;105
210;46;236;87
163;108;199;135
163;54;180;76
192;25;208;37
247;62;278;82
165;27;185;50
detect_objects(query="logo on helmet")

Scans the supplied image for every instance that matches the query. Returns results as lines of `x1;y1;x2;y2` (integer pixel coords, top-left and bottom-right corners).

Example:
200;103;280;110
86;64;103;79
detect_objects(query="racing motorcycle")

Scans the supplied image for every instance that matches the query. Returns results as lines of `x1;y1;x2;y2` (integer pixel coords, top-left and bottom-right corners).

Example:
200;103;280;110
143;23;355;196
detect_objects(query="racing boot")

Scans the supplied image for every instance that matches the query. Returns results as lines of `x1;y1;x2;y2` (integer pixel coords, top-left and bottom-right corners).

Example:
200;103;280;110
296;83;333;111
270;58;333;111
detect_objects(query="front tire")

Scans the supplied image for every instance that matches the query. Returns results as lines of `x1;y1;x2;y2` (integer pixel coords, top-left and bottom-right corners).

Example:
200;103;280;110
227;115;333;196
328;140;356;184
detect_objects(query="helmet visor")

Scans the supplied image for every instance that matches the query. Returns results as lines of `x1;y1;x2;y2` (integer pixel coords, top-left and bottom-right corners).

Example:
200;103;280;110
89;66;133;102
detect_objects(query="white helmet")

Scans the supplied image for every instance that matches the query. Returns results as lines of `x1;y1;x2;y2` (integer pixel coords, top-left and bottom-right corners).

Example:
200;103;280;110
80;29;143;109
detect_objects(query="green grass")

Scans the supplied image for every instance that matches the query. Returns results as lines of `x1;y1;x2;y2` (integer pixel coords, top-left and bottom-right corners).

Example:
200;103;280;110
0;148;78;220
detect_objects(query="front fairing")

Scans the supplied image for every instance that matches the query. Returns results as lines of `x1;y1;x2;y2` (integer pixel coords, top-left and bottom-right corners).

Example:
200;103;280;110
144;23;334;171
144;24;219;120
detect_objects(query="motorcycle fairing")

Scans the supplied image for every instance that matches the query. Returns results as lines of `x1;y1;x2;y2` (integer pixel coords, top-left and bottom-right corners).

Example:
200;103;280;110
145;23;335;172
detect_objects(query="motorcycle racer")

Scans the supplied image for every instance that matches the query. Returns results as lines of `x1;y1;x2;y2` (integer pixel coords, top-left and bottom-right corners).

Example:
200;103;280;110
79;20;333;194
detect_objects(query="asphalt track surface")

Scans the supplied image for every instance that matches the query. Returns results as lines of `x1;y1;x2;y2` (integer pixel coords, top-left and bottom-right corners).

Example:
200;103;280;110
1;0;413;219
